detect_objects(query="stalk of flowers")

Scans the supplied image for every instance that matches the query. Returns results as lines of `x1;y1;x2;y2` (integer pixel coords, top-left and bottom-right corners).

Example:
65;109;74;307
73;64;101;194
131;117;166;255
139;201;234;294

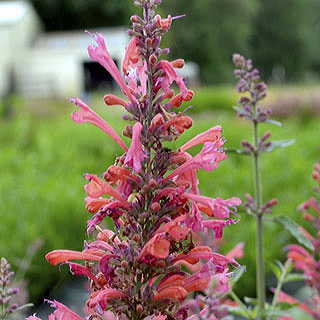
26;1;241;319
0;258;32;320
276;162;320;320
232;54;280;320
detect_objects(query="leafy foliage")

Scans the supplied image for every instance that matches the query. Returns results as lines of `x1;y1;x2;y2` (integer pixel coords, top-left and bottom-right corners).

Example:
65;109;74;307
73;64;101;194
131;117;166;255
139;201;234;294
250;0;309;82
163;0;257;84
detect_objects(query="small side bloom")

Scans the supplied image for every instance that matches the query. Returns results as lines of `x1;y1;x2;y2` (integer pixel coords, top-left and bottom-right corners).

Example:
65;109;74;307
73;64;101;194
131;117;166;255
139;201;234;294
70;98;127;151
124;122;146;173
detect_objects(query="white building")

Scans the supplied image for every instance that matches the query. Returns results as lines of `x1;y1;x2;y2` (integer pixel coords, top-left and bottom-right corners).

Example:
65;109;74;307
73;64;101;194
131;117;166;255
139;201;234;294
0;0;198;99
0;0;41;96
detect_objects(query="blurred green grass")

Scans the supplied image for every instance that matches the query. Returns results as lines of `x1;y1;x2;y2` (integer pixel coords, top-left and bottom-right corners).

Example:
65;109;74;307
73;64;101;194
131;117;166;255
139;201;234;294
0;91;319;301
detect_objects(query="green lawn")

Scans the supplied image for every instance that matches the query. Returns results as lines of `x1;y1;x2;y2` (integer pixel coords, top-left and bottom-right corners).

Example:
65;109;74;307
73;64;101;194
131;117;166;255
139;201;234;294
0;95;319;301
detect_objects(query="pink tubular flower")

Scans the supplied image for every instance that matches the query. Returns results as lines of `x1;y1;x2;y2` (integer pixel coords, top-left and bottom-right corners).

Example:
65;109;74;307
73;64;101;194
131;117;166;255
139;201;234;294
154;216;189;241
48;300;84;320
165;90;194;109
70;98;127;151
180;126;223;152
104;94;128;107
85;197;111;214
184;193;241;218
173;246;237;268
122;37;140;75
183;263;214;293
104;165;141;185
139;234;170;262
68;262;98;283
226;242;245;260
124;122;146;173
88;288;125;309
84;174;128;204
151;315;167;320
166;142;226;180
158;60;188;98
172;246;215;265
45;249;102;266
87;32;136;103
276;291;317;318
155;14;173;32
26;300;84;320
202;219;237;240
153;286;188;302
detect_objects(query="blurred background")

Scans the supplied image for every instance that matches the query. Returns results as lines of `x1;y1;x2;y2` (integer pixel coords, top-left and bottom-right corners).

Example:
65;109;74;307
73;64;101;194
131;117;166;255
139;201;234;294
0;0;320;316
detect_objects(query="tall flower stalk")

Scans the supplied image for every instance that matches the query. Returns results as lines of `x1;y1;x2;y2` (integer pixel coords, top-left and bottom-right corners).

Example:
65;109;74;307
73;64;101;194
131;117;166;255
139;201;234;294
27;1;242;319
0;258;32;320
233;54;277;320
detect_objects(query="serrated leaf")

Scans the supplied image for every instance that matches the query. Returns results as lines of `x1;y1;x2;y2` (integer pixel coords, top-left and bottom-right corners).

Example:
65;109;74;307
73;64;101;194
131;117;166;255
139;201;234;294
266;139;295;152
230;265;246;285
270;262;282;280
266;119;283;126
284;273;305;283
274;216;314;251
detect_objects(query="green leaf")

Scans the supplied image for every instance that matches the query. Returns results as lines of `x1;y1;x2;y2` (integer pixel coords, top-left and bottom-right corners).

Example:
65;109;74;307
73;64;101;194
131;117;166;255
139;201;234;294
227;305;250;317
274;216;314;251
270;262;282;280
230;265;246;285
284;273;306;283
266;119;283;126
244;296;258;305
266;139;295;152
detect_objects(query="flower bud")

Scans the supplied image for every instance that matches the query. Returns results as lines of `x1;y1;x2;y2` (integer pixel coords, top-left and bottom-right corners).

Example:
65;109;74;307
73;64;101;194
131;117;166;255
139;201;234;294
149;179;157;188
232;54;245;68
161;48;170;55
149;54;158;65
171;59;185;68
123;125;133;138
151;202;161;212
133;234;141;242
136;304;143;313
130;15;142;23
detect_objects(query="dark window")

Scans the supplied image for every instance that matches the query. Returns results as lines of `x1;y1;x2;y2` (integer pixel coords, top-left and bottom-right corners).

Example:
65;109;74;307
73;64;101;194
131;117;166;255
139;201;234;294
83;61;117;92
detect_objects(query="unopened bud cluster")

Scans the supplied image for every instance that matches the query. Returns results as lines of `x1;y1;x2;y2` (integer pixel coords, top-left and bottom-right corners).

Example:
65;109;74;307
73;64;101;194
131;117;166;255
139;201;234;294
233;54;271;124
0;258;22;319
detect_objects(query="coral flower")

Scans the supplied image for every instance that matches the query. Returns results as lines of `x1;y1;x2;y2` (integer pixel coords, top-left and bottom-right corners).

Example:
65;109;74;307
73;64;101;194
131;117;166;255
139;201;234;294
45;250;102;266
180;126;223;152
139;234;171;262
26;300;84;320
87;32;136;104
70;98;127;151
124;122;146;173
184;193;241;218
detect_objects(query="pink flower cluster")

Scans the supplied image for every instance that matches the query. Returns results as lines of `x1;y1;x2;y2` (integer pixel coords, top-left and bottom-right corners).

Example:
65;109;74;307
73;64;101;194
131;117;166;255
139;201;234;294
278;163;320;320
27;1;241;319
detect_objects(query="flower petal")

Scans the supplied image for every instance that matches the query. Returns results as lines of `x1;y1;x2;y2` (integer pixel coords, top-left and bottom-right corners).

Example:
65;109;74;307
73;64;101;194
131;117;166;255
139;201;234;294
70;98;127;151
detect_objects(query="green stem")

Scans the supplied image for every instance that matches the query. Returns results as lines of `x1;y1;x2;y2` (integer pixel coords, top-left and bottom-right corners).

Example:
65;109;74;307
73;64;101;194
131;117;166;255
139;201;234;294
229;290;253;319
253;122;266;319
269;260;292;319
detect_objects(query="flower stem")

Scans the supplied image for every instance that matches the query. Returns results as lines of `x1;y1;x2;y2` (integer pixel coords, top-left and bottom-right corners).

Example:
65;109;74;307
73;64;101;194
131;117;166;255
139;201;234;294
229;290;253;319
253;122;266;319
